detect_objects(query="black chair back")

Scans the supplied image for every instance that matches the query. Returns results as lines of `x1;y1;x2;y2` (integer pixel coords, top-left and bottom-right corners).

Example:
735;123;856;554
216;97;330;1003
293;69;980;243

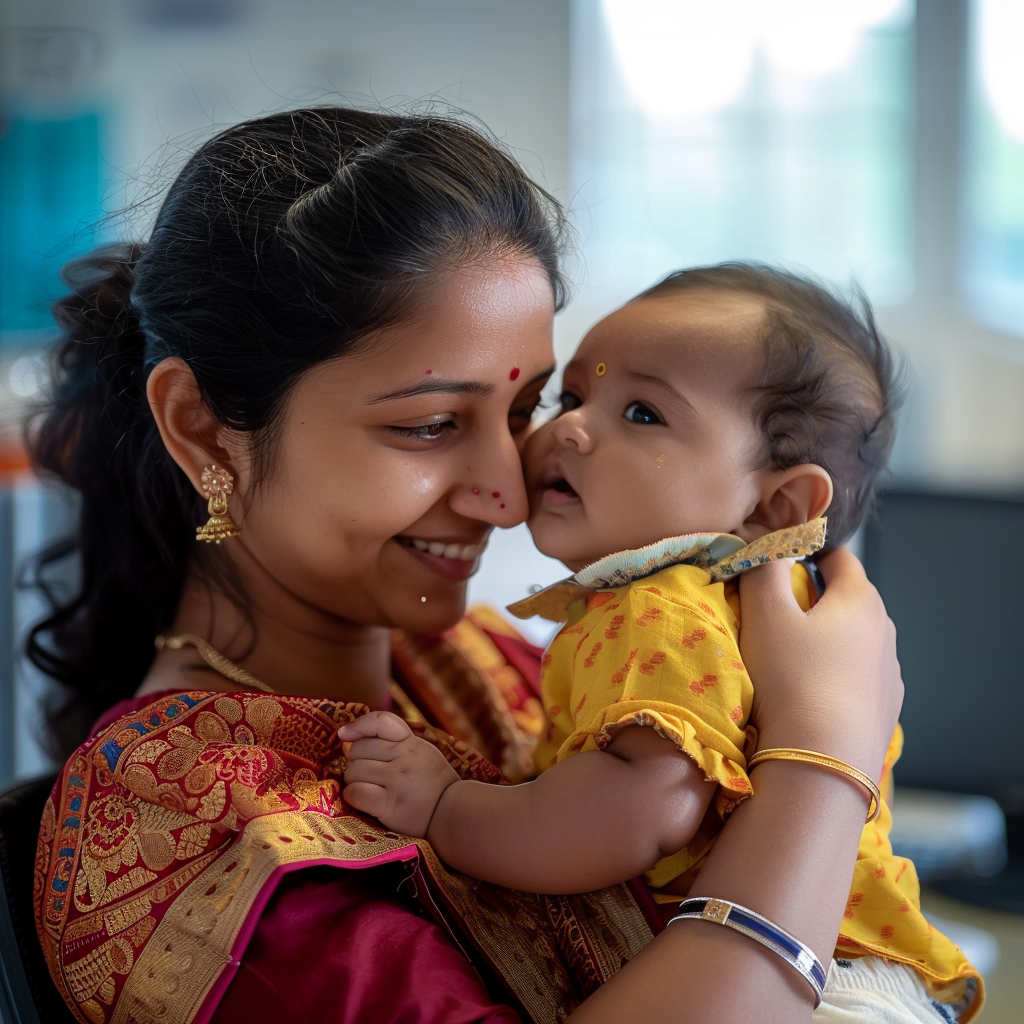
0;775;79;1024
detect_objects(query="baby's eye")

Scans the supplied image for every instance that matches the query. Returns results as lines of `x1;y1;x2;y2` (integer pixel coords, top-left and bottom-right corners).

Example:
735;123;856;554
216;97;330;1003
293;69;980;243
623;401;662;426
558;391;582;414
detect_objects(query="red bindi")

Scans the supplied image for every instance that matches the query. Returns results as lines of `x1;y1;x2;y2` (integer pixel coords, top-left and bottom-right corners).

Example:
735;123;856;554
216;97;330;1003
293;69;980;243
425;369;432;374
509;366;520;381
499;504;506;509
471;488;480;495
492;492;501;498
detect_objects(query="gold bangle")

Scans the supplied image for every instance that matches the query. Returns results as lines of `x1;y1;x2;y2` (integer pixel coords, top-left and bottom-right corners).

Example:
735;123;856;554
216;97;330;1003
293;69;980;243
748;747;881;823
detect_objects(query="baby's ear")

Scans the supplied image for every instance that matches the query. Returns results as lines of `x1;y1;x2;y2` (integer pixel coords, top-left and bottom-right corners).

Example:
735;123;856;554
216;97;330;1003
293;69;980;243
742;464;833;537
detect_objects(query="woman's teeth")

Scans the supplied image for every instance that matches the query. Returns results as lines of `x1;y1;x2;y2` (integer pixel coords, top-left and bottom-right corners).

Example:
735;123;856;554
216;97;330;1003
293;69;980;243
403;537;486;561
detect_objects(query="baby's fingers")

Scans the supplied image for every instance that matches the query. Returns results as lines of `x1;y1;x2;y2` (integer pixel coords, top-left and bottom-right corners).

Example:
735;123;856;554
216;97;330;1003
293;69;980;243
346;737;403;763
343;781;389;819
338;710;413;742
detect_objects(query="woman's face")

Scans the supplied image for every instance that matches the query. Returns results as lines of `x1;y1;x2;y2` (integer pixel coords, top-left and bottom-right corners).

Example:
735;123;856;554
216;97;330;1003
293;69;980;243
230;260;556;635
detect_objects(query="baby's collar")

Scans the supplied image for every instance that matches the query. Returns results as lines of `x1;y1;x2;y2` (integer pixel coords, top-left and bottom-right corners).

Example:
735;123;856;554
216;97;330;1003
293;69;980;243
507;518;827;623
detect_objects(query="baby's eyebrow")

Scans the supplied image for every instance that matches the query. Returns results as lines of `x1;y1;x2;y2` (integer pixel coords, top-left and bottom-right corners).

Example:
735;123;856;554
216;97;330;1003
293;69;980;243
629;371;698;412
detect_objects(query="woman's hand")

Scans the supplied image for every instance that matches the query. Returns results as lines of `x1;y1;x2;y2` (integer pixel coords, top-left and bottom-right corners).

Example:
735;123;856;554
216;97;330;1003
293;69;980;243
738;547;903;783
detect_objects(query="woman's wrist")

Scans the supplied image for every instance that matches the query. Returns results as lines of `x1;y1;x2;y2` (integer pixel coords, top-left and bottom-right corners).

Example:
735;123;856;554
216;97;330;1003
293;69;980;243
754;716;890;786
705;760;868;949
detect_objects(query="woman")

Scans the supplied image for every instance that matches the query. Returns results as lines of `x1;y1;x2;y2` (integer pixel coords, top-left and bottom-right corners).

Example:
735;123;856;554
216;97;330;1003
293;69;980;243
30;107;908;1024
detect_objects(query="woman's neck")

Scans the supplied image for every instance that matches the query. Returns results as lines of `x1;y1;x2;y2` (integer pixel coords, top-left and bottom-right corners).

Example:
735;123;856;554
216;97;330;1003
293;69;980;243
139;563;394;708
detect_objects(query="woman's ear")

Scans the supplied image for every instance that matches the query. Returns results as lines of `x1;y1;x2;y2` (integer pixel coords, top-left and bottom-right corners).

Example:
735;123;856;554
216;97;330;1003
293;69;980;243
146;358;238;492
741;463;833;538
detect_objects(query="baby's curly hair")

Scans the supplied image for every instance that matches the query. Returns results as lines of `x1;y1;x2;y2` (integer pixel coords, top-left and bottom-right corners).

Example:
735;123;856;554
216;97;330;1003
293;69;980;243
638;262;906;549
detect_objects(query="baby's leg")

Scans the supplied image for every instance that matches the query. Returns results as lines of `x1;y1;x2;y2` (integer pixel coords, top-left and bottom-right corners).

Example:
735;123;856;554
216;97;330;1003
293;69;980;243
814;958;971;1023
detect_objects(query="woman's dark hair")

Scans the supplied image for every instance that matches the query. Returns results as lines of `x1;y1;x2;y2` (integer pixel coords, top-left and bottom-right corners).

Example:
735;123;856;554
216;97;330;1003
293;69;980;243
26;107;571;754
638;262;906;550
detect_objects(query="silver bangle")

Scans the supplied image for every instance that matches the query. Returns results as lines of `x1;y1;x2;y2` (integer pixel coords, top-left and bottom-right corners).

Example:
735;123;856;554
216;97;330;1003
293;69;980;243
667;897;828;1007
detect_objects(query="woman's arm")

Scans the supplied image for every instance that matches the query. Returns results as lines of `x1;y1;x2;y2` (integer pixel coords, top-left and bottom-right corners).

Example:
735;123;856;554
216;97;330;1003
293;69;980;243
566;549;903;1024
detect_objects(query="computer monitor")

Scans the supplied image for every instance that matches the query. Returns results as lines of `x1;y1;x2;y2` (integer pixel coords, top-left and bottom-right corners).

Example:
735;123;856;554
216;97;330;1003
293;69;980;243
862;488;1024;907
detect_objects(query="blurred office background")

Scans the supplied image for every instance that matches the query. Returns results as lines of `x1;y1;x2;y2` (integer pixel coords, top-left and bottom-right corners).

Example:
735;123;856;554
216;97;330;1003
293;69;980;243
1;1;1022;1016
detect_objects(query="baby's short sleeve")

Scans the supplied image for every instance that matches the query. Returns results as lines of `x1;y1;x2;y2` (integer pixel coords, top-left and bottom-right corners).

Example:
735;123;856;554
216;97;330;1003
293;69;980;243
535;564;756;818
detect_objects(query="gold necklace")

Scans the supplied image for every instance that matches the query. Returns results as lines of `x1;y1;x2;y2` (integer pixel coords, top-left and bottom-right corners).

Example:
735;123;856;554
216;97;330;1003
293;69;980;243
156;633;277;693
154;633;424;721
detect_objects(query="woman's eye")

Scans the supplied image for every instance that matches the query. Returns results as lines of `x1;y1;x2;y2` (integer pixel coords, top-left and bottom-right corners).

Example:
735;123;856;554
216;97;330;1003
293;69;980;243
624;401;662;426
390;420;455;442
558;391;581;414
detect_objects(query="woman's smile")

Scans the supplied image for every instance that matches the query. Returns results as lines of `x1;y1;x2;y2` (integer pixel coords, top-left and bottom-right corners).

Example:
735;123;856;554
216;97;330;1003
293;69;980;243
396;534;490;581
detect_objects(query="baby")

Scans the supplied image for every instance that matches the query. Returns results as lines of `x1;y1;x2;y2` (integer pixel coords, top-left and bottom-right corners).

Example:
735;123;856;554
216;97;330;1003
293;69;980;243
342;263;980;1017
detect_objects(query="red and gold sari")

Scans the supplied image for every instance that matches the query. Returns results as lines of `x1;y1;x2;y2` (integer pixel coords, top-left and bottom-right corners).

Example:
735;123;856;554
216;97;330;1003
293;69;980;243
34;610;654;1024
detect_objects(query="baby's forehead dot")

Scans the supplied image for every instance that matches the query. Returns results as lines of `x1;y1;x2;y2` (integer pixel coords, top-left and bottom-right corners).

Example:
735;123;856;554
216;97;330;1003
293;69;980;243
424;369;432;374
509;366;520;381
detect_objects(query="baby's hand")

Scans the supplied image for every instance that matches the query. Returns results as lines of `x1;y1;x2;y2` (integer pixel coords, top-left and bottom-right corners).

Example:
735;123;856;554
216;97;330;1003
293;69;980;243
340;710;459;838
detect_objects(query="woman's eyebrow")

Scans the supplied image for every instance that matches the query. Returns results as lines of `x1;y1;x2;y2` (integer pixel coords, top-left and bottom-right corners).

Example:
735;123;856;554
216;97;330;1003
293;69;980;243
366;365;555;404
366;378;496;404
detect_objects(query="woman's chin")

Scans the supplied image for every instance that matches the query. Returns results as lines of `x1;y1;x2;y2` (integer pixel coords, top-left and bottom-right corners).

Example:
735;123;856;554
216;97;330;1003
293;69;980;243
399;589;468;635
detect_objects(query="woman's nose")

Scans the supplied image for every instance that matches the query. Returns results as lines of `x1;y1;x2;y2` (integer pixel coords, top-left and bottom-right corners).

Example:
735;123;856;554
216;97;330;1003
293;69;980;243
453;430;530;527
550;407;594;454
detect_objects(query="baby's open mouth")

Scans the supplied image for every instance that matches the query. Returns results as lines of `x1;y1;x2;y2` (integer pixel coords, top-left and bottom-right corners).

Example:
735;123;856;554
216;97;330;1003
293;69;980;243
548;477;578;498
540;468;581;503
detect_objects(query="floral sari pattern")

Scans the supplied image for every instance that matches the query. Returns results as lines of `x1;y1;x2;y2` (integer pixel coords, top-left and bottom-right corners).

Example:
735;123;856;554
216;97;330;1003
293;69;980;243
35;614;652;1024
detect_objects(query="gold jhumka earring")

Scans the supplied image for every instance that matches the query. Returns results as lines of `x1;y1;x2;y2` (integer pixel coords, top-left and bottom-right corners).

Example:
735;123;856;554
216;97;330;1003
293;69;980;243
195;464;241;544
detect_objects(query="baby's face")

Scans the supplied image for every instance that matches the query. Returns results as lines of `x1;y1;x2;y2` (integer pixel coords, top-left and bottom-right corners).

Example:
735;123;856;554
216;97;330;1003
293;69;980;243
523;288;774;571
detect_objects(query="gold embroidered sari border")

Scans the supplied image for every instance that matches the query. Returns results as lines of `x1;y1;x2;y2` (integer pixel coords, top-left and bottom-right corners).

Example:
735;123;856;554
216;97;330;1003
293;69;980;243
112;812;418;1024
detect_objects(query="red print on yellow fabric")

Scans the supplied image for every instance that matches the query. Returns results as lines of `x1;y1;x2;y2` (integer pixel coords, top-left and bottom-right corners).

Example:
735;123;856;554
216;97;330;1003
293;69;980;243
639;652;666;676
680;628;707;649
688;674;717;696
610;649;639;685
583;642;603;668
604;615;626;640
634;607;662;627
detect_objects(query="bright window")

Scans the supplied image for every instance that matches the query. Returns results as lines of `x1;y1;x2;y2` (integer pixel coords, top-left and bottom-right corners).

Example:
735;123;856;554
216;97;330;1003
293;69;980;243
570;0;915;317
962;0;1024;338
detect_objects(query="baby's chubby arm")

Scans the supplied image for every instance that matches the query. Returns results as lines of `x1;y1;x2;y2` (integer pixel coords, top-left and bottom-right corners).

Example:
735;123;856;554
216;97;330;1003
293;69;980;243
341;711;716;893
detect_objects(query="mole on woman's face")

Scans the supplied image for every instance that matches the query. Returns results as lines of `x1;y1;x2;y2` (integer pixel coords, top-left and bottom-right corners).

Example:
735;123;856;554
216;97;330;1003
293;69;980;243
236;260;556;635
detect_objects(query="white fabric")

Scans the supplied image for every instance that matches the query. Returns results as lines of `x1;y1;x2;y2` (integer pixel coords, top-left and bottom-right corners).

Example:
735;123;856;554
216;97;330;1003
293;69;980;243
814;958;955;1023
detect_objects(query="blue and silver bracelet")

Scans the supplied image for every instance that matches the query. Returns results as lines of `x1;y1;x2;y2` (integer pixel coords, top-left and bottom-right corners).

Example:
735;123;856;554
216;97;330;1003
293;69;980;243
667;897;828;1007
